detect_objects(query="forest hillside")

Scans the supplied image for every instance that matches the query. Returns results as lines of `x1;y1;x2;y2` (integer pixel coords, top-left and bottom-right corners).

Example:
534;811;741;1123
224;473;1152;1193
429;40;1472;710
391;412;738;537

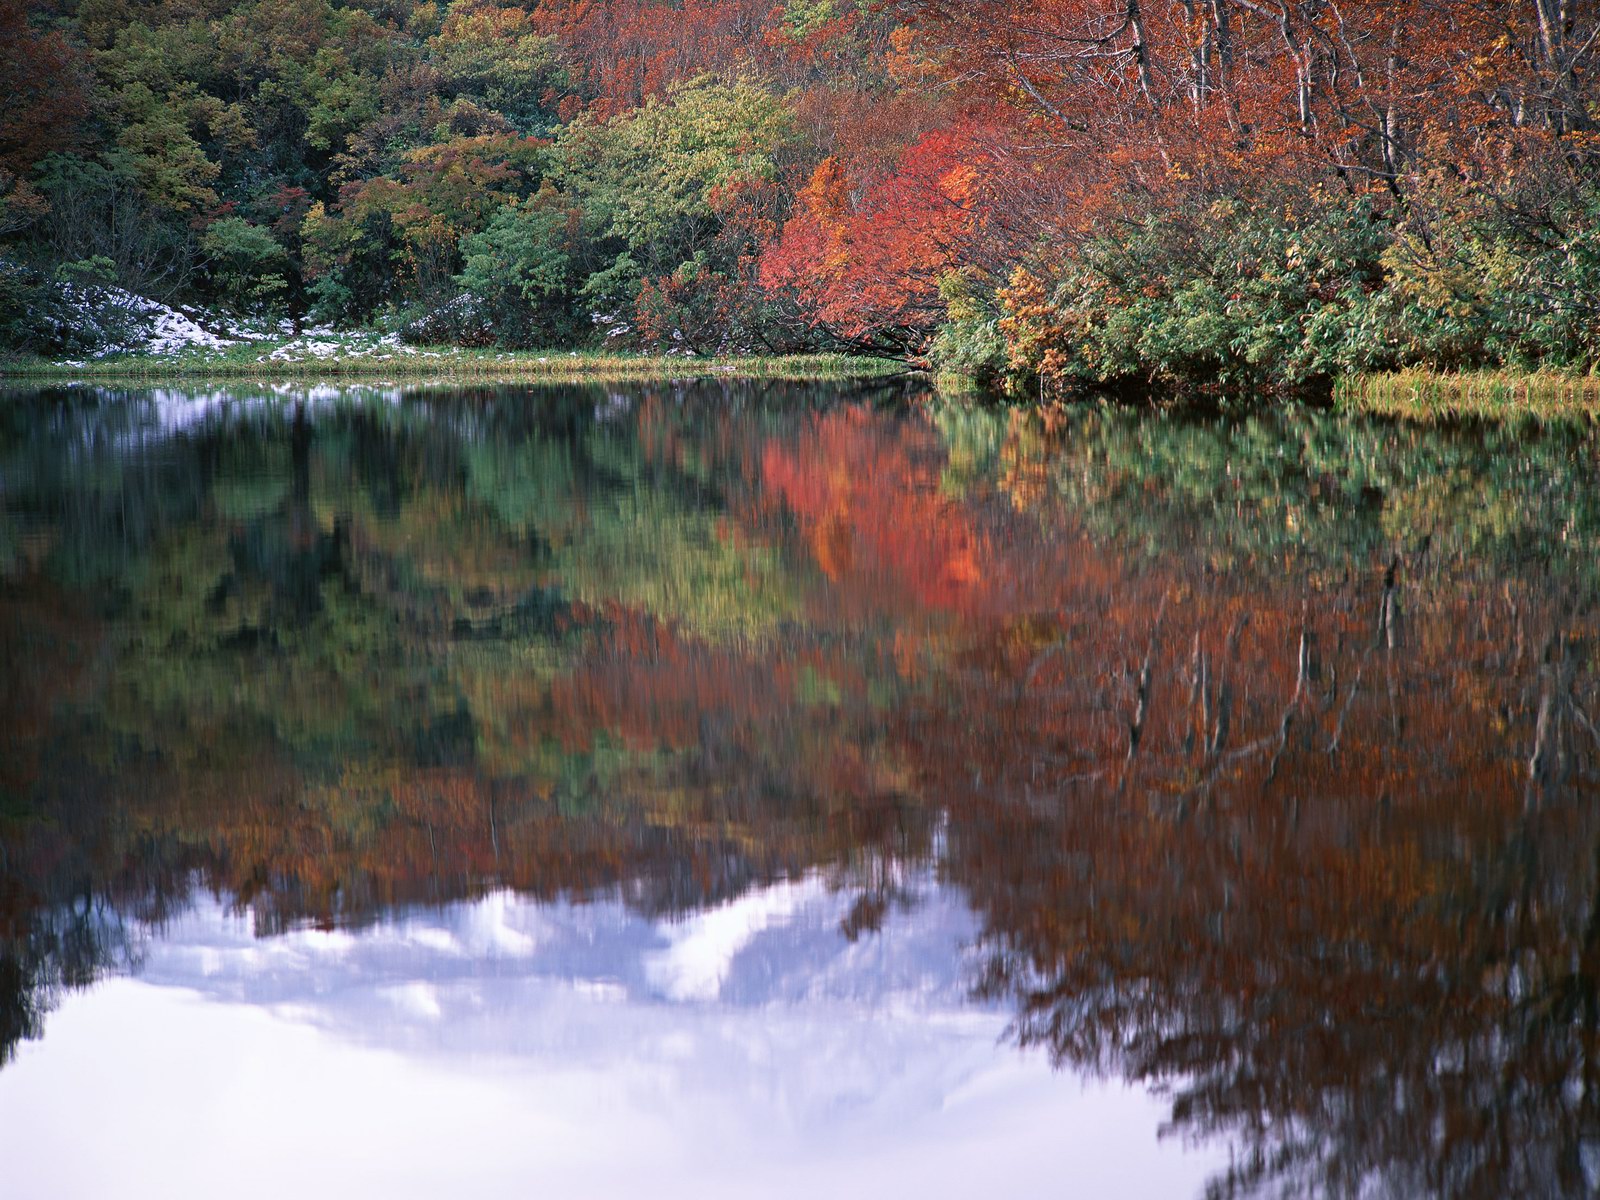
2;0;1597;390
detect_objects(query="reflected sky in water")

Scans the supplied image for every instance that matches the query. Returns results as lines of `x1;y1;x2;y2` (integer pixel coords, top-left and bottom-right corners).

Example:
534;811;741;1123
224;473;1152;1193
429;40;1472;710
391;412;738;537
3;381;1598;1198
0;882;1221;1199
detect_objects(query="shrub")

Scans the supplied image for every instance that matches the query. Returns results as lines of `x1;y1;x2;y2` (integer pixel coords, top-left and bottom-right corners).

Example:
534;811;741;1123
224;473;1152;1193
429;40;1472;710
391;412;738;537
991;177;1600;394
998;188;1392;393
928;270;1007;382
454;190;586;345
200;217;290;313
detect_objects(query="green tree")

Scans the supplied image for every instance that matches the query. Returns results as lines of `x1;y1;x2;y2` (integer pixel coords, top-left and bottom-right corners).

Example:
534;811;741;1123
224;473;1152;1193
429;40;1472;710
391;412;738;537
456;187;586;345
201;217;292;311
427;0;565;135
555;77;799;334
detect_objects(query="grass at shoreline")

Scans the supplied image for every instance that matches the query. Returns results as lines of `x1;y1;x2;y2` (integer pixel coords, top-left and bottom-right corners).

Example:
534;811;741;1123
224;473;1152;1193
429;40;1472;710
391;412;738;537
1335;369;1600;423
8;337;1596;425
0;335;909;385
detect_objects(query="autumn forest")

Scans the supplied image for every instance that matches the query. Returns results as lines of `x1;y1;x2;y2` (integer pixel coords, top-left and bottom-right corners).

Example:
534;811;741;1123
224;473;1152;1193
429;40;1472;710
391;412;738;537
2;0;1599;390
3;3;1600;1197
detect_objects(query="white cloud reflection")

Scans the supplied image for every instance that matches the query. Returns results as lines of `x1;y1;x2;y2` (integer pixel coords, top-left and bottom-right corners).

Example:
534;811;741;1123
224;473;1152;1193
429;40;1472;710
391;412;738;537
0;874;1228;1198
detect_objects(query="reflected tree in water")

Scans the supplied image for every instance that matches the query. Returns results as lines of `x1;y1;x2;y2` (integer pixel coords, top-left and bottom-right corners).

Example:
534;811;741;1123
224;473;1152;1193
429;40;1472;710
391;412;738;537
2;384;1599;1195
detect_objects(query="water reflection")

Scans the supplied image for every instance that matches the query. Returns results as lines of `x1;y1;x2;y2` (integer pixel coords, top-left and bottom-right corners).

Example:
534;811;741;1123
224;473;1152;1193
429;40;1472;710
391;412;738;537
2;382;1598;1197
3;885;1216;1200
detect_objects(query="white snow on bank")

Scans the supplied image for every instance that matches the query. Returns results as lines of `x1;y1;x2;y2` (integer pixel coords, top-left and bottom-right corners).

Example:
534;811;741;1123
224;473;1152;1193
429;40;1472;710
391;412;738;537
133;296;236;354
262;330;434;362
40;279;450;363
35;278;297;356
31;276;415;360
49;280;246;355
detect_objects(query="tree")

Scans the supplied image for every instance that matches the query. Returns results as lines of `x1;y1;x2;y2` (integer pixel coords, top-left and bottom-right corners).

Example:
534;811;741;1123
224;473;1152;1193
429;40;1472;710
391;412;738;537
554;76;803;348
0;0;90;177
455;187;585;344
201;216;292;311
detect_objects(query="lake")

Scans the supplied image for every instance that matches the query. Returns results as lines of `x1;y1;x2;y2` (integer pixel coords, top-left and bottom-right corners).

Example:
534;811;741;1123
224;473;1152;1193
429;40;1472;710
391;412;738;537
2;380;1597;1198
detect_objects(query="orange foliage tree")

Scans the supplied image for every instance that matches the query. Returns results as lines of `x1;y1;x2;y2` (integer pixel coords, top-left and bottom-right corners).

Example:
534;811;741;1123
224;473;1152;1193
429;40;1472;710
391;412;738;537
760;118;999;350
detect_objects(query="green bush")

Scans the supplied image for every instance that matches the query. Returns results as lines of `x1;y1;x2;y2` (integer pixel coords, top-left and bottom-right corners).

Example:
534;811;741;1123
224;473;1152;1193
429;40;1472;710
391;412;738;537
0;259;54;350
455;191;586;346
0;257;143;354
992;179;1600;394
200;217;290;312
1023;189;1392;392
928;270;1007;382
1373;183;1600;371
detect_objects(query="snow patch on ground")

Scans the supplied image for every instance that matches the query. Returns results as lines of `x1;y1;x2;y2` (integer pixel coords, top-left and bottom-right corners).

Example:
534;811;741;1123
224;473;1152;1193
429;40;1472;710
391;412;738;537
261;329;440;364
25;273;334;358
131;297;236;354
50;281;248;356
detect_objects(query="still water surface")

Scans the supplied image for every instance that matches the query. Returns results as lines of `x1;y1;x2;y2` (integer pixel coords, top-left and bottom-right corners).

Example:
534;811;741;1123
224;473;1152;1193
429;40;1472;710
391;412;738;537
2;381;1598;1197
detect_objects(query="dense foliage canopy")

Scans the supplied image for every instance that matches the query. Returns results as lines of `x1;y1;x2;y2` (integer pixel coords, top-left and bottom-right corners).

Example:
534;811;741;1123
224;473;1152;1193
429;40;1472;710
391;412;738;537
2;0;1598;386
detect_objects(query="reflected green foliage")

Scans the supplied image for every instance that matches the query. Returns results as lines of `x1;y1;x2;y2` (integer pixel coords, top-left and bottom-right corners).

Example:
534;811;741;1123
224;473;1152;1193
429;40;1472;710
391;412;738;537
0;379;919;902
550;437;800;640
464;434;579;537
933;398;1600;584
2;383;1598;1200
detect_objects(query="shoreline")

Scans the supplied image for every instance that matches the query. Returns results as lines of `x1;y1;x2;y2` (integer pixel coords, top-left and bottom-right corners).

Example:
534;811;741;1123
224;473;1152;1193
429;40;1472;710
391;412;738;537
1334;370;1600;423
7;348;1599;424
0;343;912;386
